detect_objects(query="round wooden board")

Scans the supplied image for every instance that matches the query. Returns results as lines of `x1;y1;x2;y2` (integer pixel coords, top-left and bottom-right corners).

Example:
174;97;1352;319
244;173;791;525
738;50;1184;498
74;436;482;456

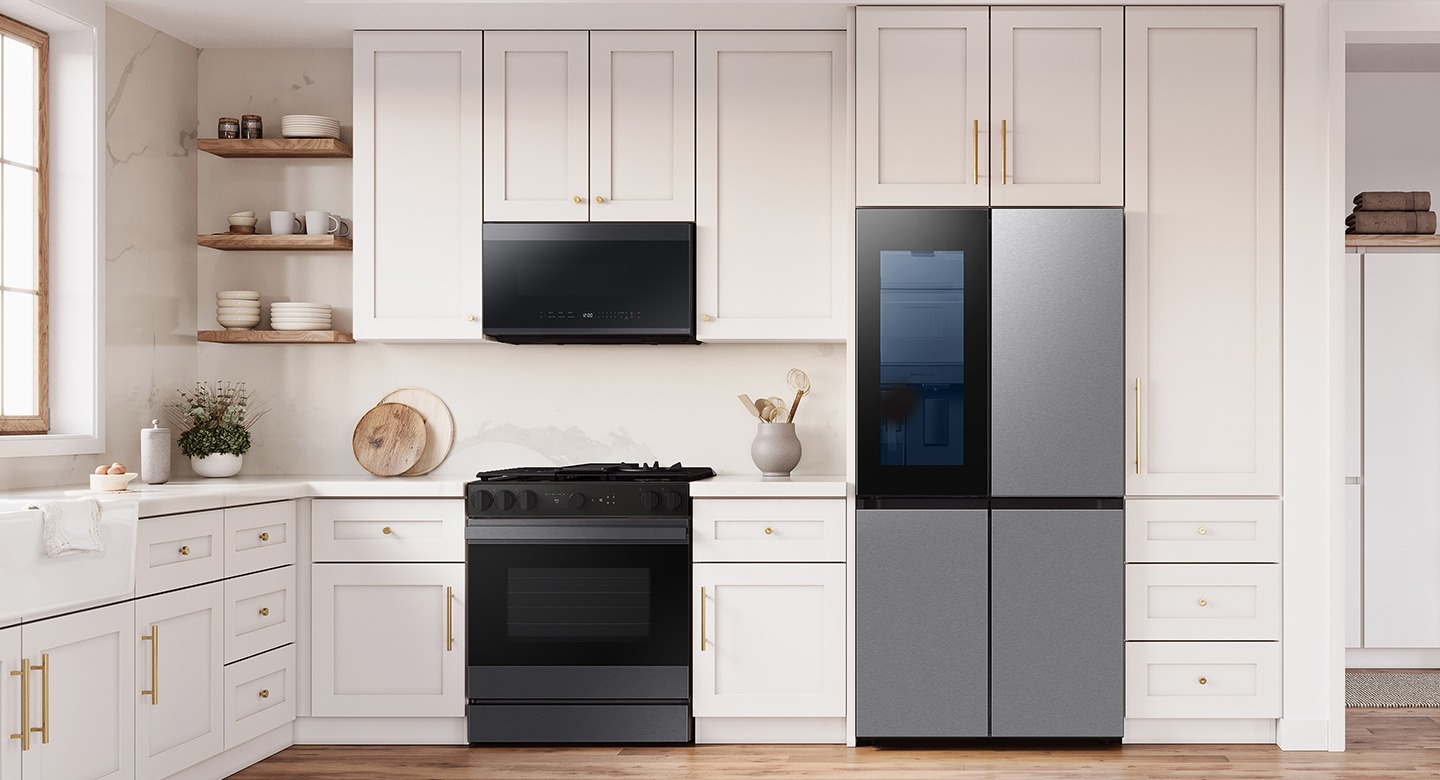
352;403;427;477
379;388;455;476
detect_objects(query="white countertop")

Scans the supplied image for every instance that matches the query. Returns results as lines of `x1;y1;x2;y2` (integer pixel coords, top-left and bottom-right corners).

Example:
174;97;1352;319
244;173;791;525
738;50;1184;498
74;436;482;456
690;475;849;498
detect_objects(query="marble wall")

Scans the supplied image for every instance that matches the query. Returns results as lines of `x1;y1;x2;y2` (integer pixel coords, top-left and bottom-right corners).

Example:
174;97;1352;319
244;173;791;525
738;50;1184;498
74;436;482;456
195;49;848;478
0;9;197;490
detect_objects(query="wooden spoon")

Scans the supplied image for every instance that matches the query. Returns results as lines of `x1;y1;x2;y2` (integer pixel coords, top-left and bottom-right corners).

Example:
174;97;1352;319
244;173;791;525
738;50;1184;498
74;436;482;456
738;394;762;419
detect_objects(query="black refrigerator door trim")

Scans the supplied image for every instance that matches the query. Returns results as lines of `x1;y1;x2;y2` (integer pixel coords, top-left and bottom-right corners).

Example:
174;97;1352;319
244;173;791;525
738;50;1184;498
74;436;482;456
856;207;991;498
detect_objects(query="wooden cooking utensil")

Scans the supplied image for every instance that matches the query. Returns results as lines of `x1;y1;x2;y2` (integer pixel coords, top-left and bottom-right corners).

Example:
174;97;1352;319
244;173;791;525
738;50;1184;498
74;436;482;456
352;403;427;476
738;394;762;419
786;368;811;423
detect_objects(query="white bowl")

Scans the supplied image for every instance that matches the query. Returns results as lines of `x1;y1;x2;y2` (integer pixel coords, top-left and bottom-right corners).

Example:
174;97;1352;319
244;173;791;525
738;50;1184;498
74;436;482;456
229;211;256;218
269;308;330;316
271;322;331;331
217;317;261;328
216;297;261;304
216;290;260;300
89;472;138;492
271;302;331;309
217;307;262;316
228;216;258;227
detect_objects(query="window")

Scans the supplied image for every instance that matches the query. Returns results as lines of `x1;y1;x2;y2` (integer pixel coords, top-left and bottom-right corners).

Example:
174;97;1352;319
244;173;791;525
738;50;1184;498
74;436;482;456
0;13;45;434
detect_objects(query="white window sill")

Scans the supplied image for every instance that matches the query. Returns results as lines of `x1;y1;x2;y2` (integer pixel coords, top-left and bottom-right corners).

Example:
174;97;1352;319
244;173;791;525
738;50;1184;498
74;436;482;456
0;433;103;459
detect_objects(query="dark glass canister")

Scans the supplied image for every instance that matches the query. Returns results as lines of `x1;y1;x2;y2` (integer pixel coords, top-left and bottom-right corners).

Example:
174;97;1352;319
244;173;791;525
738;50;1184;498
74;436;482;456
217;117;240;139
241;114;263;139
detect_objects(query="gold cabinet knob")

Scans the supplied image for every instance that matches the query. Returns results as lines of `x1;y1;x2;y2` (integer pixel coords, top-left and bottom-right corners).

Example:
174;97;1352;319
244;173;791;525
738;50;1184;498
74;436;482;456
701;314;712;322
1197;598;1208;607
1198;527;1208;536
1198;677;1208;685
466;314;476;322
178;545;190;556
572;195;583;204
382;526;392;535
258;689;270;699
259;607;270;617
595;195;605;204
259;532;270;542
764;527;773;535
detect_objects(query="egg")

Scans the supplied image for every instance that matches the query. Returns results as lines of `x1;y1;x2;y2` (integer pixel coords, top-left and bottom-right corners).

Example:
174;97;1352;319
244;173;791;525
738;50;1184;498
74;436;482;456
94;465;108;475
106;465;125;475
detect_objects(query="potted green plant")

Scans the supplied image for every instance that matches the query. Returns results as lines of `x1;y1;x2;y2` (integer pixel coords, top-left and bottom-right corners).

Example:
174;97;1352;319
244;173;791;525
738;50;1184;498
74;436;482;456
168;381;267;478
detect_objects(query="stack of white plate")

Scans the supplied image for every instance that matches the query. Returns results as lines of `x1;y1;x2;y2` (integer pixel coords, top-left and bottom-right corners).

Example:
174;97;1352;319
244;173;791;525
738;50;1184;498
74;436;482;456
270;301;332;331
280;115;340;139
216;290;261;330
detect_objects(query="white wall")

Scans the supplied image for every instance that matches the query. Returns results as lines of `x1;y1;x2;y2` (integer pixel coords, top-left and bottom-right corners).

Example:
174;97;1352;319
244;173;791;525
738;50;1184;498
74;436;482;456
1346;72;1440;199
0;9;197;490
194;50;847;478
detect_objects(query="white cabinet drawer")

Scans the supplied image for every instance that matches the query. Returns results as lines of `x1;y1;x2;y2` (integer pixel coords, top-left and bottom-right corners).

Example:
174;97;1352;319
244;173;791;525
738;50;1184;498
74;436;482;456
1126;499;1280;563
694;499;845;563
138;510;225;596
311;499;464;562
224;566;297;664
1125;641;1280;719
224;501;297;577
1126;564;1279;641
224;644;296;749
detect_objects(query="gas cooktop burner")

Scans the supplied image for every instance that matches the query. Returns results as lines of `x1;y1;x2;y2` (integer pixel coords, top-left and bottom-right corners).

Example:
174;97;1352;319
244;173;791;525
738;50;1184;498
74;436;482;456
473;461;717;483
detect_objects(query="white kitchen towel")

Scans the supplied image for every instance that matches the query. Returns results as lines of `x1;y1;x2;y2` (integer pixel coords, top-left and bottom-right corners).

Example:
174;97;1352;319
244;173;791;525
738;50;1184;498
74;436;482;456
30;498;104;557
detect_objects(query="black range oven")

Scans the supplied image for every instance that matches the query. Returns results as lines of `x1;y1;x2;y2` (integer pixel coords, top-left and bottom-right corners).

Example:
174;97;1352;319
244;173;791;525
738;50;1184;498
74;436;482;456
464;462;714;744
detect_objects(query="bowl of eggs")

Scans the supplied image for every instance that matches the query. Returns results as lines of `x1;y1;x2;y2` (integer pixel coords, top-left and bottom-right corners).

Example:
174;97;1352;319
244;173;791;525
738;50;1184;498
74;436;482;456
89;462;137;492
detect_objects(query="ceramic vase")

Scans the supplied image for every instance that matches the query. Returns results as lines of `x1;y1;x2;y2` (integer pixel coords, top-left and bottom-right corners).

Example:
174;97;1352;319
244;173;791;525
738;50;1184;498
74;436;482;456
191;453;242;478
751;422;802;477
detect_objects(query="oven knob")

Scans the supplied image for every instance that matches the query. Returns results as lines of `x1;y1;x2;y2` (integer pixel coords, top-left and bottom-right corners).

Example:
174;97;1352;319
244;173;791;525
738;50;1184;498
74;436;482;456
518;490;538;511
474;490;494;512
498;490;516;511
664;491;684;512
640;490;660;511
568;492;586;509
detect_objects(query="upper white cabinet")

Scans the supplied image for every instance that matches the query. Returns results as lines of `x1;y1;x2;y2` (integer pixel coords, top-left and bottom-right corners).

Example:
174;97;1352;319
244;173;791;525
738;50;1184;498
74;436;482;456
857;7;989;206
696;31;849;342
1124;7;1281;496
484;31;695;222
134;584;224;780
354;32;486;341
857;6;1122;207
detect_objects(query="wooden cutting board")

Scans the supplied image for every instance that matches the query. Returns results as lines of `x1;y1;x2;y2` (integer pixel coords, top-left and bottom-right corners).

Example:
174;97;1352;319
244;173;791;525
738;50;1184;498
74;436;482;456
352;403;427;477
380;388;455;476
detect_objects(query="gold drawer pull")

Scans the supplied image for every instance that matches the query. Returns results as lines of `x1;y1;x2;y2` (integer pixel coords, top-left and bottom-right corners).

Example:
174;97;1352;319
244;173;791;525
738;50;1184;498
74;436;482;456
259;607;270;617
32;655;48;744
141;626;160;704
258;689;270;699
1198;676;1208;685
1197;527;1208;536
764;527;773;535
572;195;583;204
595;195;605;204
259;532;270;542
178;545;190;556
446;586;455;652
700;586;708;651
382;526;393;535
9;658;30;751
1197;598;1208;607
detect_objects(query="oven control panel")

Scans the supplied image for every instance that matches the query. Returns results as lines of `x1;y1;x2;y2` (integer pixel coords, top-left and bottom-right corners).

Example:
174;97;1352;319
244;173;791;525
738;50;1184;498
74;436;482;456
466;481;690;519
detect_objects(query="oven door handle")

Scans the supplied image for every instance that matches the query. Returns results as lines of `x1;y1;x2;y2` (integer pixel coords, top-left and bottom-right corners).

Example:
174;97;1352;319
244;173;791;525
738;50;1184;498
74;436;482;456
465;524;689;544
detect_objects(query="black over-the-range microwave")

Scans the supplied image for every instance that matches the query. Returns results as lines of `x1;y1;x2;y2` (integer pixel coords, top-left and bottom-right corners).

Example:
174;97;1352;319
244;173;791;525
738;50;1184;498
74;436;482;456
481;222;697;344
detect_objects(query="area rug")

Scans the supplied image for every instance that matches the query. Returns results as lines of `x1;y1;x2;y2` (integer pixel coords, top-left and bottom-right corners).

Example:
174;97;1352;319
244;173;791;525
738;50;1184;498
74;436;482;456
1346;671;1440;707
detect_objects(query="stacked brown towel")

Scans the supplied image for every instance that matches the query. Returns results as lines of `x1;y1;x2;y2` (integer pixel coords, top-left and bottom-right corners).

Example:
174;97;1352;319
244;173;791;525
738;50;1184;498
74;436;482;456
1348;191;1436;234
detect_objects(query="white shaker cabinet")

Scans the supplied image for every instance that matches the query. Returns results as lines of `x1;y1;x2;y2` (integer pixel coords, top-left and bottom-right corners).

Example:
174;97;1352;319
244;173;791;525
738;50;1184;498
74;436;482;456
133;584;224;780
18;602;135;780
353;32;486;341
1123;7;1282;496
1;626;18;780
990;7;1123;206
310;563;465;718
692;563;846;718
696;32;849;342
856;7;989;206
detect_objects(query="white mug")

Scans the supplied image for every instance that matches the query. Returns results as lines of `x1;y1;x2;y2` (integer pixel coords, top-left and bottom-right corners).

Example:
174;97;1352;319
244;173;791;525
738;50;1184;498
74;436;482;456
304;210;350;237
269;210;302;235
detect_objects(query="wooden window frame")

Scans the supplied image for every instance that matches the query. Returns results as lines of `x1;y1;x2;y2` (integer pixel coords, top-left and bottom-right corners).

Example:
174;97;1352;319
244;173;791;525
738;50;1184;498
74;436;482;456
0;13;47;435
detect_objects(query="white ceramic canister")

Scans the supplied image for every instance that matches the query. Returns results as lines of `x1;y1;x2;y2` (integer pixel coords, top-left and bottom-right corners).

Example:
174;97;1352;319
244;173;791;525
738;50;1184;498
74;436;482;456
141;419;171;484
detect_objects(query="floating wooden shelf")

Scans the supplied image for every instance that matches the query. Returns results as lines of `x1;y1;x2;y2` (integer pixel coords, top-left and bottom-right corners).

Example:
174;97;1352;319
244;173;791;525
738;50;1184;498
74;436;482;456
197;233;352;251
198;138;352;158
198;330;355;344
1346;234;1440;247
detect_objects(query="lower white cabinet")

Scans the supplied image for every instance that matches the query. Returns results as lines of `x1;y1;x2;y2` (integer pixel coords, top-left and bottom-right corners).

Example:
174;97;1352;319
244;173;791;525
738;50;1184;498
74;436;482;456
1;626;20;780
224;645;296;750
310;563;465;717
224;566;297;664
134;583;224;780
692;563;845;718
18;602;136;780
1125;642;1280;719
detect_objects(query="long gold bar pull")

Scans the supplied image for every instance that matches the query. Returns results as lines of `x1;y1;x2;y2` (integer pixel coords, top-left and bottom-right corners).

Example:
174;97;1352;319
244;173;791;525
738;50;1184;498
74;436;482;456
1135;378;1142;474
1001;119;1008;185
9;658;30;751
973;118;979;185
700;587;708;652
142;625;159;705
445;586;455;652
31;654;48;744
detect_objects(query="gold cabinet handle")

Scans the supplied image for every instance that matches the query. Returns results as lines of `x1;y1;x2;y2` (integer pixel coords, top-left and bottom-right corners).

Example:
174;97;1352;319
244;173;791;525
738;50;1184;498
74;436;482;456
141;625;159;705
595;195;605;204
700;586;707;651
466;315;476;323
31;654;48;745
9;657;30;751
572;195;583;204
1134;378;1142;474
382;526;393;535
259;607;270;617
764;527;773;535
1001;119;1008;185
701;314;712;322
445;585;455;652
258;689;270;699
178;545;190;556
1197;598;1208;607
973;118;979;185
259;532;270;542
1197;527;1208;536
1198;676;1208;685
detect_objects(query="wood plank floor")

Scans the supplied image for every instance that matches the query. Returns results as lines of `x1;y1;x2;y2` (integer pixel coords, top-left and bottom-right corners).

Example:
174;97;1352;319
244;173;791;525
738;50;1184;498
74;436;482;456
231;710;1440;779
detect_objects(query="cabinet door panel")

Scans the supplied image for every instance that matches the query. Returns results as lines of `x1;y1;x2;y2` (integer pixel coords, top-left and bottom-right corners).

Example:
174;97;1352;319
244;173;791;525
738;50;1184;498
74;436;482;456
590;31;695;222
20;602;135;780
1124;7;1281;495
355;32;484;340
134;583;223;780
311;563;464;717
693;563;844;718
696;32;848;342
484;31;589;222
0;627;18;780
856;509;987;738
991;8;1123;206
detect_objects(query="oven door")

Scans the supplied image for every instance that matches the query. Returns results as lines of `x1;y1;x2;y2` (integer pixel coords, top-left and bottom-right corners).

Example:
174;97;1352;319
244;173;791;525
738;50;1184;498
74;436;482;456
465;519;690;701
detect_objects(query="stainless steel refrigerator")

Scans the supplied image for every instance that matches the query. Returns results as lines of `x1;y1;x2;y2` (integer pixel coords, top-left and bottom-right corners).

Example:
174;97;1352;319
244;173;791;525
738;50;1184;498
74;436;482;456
855;208;1124;740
